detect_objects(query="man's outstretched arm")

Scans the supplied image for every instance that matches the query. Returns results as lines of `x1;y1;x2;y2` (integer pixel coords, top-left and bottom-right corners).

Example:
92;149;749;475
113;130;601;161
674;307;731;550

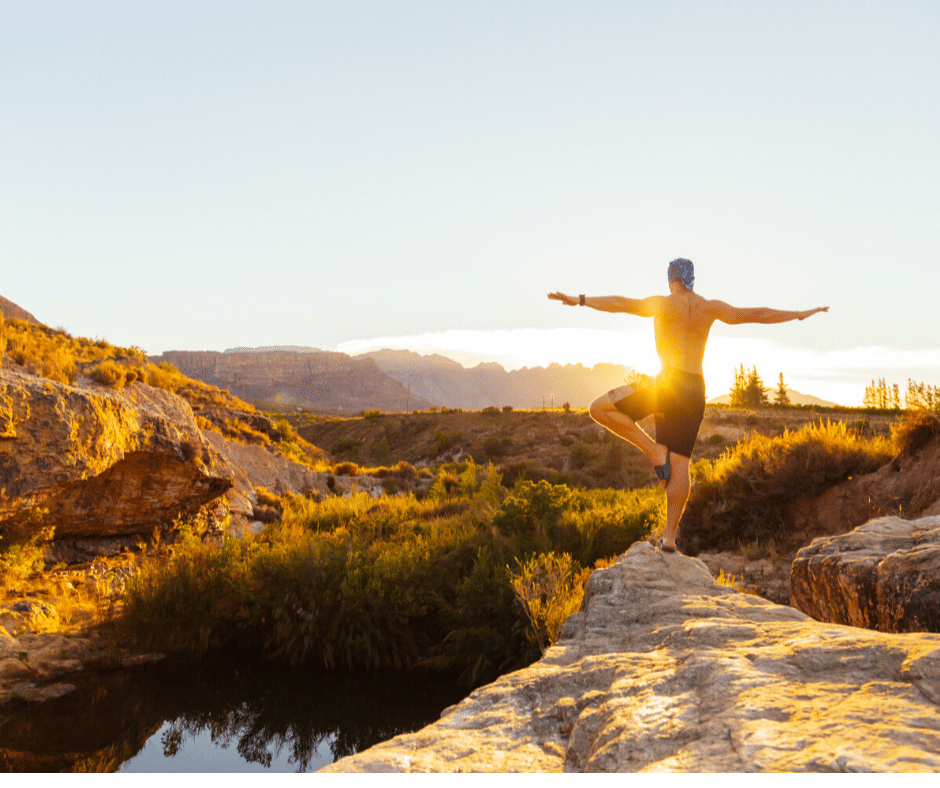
548;292;660;317
710;301;829;325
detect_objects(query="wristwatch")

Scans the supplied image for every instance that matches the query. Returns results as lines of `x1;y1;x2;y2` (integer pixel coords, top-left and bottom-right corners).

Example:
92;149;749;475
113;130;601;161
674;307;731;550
579;294;585;306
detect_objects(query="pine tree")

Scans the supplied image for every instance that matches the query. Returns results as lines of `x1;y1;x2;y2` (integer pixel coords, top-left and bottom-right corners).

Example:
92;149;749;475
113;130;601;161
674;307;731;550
729;365;768;408
729;364;748;408
774;372;791;406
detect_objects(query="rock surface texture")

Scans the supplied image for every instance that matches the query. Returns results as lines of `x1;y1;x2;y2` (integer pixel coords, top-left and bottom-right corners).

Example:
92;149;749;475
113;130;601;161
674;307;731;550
324;541;940;773
0;366;232;539
791;515;940;634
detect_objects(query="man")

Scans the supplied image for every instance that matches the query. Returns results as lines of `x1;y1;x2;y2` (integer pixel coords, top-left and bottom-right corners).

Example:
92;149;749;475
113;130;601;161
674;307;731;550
548;258;828;553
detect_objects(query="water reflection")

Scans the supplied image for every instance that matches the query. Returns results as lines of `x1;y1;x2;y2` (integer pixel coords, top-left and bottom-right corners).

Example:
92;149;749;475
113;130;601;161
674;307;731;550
0;650;466;772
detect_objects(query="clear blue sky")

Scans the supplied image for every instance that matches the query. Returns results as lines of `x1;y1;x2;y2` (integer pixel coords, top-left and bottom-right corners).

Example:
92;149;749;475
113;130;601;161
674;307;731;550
2;1;938;405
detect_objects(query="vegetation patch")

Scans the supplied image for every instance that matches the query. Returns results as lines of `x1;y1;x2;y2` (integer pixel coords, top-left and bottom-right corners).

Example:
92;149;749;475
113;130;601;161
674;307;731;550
119;462;662;688
683;420;894;554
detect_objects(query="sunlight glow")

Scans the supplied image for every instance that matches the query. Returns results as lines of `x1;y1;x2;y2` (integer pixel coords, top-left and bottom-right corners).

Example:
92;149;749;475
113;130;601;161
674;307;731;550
338;329;940;409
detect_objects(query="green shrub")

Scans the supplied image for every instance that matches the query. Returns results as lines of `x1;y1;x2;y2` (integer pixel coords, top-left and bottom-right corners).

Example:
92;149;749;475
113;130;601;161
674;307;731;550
435;430;466;453
569;443;595;470
331;438;358;456
120;464;660;687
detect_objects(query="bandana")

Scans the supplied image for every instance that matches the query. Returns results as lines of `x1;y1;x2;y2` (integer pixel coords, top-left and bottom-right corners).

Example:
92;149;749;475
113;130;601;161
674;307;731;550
667;258;695;290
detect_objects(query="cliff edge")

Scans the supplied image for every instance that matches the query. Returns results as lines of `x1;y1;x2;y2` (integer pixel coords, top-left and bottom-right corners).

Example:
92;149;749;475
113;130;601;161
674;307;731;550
325;541;940;773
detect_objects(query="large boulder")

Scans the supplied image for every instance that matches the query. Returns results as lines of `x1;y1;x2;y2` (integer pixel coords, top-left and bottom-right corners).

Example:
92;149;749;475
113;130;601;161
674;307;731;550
324;541;940;773
790;515;940;633
0;366;232;540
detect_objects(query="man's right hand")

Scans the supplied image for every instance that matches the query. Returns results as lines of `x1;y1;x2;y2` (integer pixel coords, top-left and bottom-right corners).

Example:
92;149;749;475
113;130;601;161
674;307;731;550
548;292;578;306
798;307;829;320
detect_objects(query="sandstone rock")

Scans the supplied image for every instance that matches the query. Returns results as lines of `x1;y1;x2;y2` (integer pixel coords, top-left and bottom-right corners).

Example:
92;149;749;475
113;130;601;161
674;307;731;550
202;430;331;518
694;551;791;605
325;542;940;773
790;515;940;633
0;365;232;540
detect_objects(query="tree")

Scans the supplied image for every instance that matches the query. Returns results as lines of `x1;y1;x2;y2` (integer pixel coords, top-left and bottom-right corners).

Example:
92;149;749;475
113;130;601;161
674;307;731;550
729;364;748;408
906;379;940;411
774;372;791;406
730;365;768;408
864;378;892;409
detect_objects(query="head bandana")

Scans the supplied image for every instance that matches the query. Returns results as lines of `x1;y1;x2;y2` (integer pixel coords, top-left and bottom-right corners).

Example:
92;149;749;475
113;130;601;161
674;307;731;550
667;258;695;290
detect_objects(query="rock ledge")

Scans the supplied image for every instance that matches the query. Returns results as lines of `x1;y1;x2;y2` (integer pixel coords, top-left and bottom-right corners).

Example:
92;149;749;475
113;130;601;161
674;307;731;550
325;541;940;773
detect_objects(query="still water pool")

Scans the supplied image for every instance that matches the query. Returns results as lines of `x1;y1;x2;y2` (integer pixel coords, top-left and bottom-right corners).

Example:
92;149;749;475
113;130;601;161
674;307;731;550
0;650;467;772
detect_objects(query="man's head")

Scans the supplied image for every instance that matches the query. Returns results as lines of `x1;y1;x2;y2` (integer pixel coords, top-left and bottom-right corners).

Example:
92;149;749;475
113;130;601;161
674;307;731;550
667;258;694;291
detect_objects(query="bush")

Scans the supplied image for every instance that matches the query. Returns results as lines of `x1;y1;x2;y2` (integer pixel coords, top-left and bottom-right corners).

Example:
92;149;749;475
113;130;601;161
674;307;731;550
569;443;595;470
0;508;53;590
435;430;466;453
891;409;940;455
508;552;589;654
331;438;358;456
683;421;893;553
482;436;508;458
90;360;128;389
120;465;661;687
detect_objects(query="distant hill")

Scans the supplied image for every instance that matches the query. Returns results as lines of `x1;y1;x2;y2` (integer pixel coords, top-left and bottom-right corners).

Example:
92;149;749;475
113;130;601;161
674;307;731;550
360;348;637;410
708;389;840;408
156;349;434;413
0;295;42;325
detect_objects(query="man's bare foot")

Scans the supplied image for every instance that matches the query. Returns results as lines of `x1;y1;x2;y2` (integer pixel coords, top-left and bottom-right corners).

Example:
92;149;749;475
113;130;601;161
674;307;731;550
650;443;671;489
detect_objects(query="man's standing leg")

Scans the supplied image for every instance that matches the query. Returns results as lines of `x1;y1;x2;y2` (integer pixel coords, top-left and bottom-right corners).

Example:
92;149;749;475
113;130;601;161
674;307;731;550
661;453;690;551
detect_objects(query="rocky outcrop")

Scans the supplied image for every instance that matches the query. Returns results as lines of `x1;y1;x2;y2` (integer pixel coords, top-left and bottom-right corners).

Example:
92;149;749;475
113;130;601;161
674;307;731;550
325;541;940;773
156;349;434;414
790;515;940;633
202;431;331;518
0;365;232;540
0;295;41;325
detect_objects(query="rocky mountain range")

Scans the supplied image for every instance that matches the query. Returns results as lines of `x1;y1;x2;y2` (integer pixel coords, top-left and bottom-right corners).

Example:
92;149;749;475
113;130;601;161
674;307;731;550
154;349;434;414
162;346;842;414
153;347;639;414
360;348;637;411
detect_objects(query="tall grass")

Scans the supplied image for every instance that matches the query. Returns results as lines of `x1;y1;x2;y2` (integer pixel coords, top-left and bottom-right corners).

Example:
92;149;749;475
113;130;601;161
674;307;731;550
683;420;894;552
120;462;662;687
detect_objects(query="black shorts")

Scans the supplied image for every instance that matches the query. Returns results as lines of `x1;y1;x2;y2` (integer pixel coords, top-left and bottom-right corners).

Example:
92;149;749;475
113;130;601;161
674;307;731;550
609;368;706;458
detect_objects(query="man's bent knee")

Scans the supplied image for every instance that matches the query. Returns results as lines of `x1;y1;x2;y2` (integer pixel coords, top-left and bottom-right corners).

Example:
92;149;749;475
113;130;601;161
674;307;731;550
590;386;633;425
589;394;616;425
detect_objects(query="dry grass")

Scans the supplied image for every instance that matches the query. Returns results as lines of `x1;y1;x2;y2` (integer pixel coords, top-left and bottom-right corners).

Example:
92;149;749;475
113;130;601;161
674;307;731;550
683;420;894;554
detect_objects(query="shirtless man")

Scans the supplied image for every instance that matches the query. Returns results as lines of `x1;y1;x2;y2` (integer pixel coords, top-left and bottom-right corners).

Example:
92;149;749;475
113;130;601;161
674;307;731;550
549;258;828;553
